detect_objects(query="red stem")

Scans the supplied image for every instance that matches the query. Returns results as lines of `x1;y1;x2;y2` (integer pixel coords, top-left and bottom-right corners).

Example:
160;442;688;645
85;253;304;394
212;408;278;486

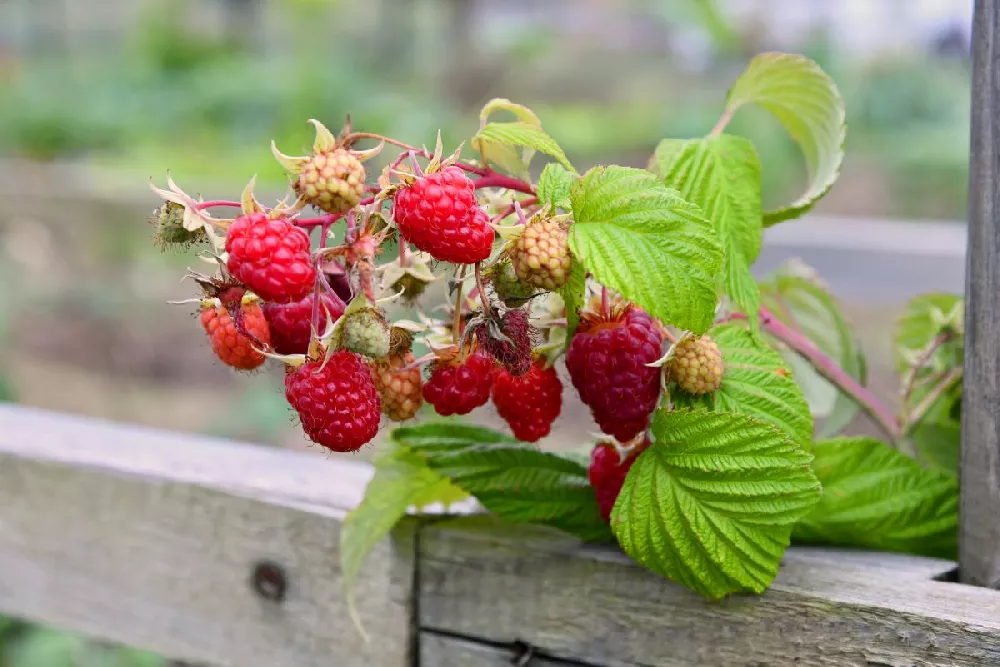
491;197;538;224
196;200;241;210
474;262;492;315
473;173;535;195
709;108;734;137
601;286;609;318
758;307;901;441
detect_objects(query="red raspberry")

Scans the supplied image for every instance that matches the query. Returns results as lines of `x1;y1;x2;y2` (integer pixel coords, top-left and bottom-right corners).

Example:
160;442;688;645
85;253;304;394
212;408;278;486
263;292;345;355
284;351;381;452
423;352;494;416
392;166;494;264
199;292;271;371
492;359;562;442
372;352;424;421
565;305;664;442
472;309;535;376
226;212;316;303
589;440;650;522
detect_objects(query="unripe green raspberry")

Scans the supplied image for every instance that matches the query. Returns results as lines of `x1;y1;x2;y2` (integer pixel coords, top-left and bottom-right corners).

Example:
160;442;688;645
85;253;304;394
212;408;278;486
511;217;572;290
339;307;390;359
296;148;366;214
150;202;205;250
486;261;538;307
670;335;723;395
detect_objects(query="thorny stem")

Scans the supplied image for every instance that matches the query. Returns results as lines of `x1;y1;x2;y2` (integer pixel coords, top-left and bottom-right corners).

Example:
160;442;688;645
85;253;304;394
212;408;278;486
903;367;963;434
474;262;492;316
900;331;952;407
196;200;241;210
492;197;538;224
709;108;734;137
309;221;335;336
473;173;536;195
759;306;902;442
452;265;469;347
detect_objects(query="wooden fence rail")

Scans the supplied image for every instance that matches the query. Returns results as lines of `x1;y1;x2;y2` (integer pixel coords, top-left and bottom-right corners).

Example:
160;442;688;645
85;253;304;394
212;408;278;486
2;404;1000;667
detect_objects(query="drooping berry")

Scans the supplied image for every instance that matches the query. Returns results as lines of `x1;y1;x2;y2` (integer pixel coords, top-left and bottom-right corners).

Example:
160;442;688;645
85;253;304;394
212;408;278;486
472;309;535;377
565;304;664;442
485;261;538;308
392;166;494;264
226;213;316;303
423;351;494;416
199;290;271;371
589;440;650;522
492;358;562;442
295;148;366;214
338;307;390;359
284;351;381;452
670;334;724;395
263;292;345;355
511;215;572;290
372;352;423;421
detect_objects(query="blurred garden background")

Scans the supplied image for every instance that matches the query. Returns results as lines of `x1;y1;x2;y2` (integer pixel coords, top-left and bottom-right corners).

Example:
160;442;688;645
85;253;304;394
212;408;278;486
0;0;975;662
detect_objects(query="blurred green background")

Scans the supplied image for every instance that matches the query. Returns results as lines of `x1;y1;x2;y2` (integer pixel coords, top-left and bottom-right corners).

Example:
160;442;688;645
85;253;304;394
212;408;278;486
0;0;973;663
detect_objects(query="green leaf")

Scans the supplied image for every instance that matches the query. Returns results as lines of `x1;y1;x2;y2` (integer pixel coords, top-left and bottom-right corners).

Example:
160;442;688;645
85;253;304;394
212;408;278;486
894;293;963;375
402;425;611;542
909;383;961;476
673;324;813;449
612;409;820;599
473;121;575;173
650;135;762;321
793;437;958;559
340;439;468;634
558;257;587;343
537;163;576;211
569;166;723;334
724;52;846;225
760;260;864;437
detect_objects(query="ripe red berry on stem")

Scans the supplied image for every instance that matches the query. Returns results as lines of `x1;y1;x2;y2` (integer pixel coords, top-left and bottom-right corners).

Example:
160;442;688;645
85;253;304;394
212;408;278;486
392;166;494;264
473;309;535;377
284;351;381;452
263;292;345;355
423;351;494;416
226;212;316;303
589;440;650;522
199;295;271;371
492;358;562;442
566;304;664;442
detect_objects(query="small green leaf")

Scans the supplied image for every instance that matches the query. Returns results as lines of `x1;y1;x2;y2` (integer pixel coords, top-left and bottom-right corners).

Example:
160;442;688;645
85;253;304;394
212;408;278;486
724;53;846;225
909;383;961;476
537;163;576;211
673;324;813;449
794;437;958;559
760;260;864;437
612;410;820;599
392;421;517;452
569;166;722;334
340;440;468;634
558;258;588;343
473;122;575;173
479;98;542;127
403;427;611;542
650;135;762;321
894;293;963;375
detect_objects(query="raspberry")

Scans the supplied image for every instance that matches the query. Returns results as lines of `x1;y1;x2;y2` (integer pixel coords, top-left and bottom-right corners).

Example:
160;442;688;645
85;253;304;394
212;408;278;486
199;291;270;371
392;166;494;264
372;352;423;421
263;292;345;355
226;212;316;303
486;261;538;308
589;440;650;522
473;309;535;376
511;216;572;290
492;359;562;442
339;307;390;359
296;148;366;214
150;202;204;250
284;351;381;452
565;305;664;442
670;335;724;395
423;352;494;416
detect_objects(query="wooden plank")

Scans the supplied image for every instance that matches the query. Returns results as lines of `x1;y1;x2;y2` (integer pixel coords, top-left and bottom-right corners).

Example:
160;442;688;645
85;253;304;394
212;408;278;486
420;632;580;667
962;0;1000;588
419;518;1000;667
0;405;412;667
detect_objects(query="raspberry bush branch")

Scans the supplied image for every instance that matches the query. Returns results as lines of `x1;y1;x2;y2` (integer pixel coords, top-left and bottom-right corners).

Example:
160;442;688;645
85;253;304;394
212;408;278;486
146;52;963;611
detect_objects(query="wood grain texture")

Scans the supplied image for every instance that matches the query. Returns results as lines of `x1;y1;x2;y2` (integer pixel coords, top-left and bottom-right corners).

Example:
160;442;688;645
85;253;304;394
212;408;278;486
0;405;412;667
419;518;1000;667
962;0;1000;589
420;632;579;667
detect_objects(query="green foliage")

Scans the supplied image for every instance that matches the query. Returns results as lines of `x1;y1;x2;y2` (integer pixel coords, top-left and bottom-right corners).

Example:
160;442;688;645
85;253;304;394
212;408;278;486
724;53;846;225
760;260;865;437
537;163;577;211
650;134;763;321
794;438;958;559
472;122;575;173
673;324;813;449
569;166;723;333
612;410;820;599
894;293;964;375
558;259;588;343
0;626;163;667
909;384;961;476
